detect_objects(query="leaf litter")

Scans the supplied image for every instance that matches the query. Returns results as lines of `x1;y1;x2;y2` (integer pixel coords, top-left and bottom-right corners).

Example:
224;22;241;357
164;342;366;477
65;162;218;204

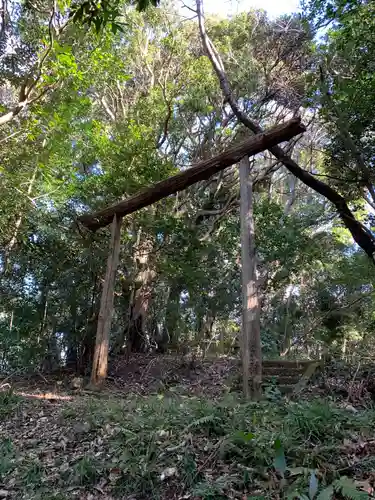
0;355;375;499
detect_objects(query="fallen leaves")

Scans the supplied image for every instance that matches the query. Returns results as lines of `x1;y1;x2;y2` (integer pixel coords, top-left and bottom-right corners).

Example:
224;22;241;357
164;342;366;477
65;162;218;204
1;360;375;500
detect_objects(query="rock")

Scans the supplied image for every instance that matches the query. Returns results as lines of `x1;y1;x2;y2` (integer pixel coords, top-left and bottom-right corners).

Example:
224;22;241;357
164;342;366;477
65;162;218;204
70;377;83;390
73;422;91;435
160;467;177;481
156;429;169;438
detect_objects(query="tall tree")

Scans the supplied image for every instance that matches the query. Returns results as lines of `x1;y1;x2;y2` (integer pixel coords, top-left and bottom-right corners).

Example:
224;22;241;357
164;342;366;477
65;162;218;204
195;0;375;264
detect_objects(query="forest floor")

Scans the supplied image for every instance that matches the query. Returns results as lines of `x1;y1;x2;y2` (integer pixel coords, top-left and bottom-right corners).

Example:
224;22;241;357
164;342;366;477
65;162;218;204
1;354;375;499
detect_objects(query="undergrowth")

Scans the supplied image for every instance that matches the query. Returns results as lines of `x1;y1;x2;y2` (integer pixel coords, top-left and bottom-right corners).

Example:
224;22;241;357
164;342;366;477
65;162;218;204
0;393;374;498
0;388;20;419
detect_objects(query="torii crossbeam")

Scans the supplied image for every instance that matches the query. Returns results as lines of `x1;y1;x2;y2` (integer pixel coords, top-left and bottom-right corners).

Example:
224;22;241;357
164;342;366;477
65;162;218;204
80;117;305;386
78;118;305;231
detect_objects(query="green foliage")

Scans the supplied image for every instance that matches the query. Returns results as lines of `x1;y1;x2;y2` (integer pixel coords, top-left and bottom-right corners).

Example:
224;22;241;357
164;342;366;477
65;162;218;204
191;478;228;499
0;438;15;480
22;461;45;487
1;0;375;395
272;439;369;499
0;389;20;418
1;0;375;497
70;457;102;486
332;476;368;500
70;0;161;33
285;400;351;444
184;414;226;436
3;394;373;498
304;0;375;234
70;0;125;33
274;438;287;477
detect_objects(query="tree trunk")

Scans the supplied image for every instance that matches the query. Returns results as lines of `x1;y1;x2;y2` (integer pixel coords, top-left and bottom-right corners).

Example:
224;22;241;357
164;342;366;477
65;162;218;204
127;237;155;353
38;283;49;347
165;284;182;350
284;174;297;216
78;277;100;374
80;312;98;375
113;228;140;357
198;310;215;354
280;291;293;356
66;290;78;371
127;306;147;352
90;215;122;386
41;323;60;373
127;274;154;352
66;342;78;371
239;156;262;399
2;167;37;274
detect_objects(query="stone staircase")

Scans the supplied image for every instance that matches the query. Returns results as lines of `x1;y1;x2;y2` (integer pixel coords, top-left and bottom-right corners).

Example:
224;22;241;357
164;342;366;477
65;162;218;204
262;359;321;394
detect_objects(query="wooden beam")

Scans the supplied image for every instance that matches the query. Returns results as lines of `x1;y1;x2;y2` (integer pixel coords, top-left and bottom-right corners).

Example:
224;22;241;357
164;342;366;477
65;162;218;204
78;118;305;231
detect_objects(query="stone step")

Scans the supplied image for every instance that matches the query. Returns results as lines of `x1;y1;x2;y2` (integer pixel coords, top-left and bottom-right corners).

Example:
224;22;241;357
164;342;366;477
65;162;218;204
277;385;295;394
263;375;301;385
263;360;314;369
229;359;320;394
263;366;306;376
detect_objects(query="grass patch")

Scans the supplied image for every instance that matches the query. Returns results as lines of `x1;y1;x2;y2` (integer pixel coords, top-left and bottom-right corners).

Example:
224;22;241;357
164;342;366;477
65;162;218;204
0;388;21;418
285;399;357;443
21;460;45;487
0;438;15;479
60;404;78;420
86;394;374;497
70;456;102;486
1;393;374;498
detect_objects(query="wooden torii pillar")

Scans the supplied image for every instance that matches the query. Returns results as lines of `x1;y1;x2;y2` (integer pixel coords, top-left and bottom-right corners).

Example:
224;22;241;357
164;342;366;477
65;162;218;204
78;117;305;386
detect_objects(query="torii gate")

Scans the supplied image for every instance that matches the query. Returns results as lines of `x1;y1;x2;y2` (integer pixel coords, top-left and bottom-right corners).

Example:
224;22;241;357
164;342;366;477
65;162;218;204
78;117;305;386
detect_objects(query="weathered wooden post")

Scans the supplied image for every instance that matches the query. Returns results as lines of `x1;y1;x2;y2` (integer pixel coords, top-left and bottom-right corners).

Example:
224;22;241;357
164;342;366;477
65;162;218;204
90;214;122;386
239;156;261;399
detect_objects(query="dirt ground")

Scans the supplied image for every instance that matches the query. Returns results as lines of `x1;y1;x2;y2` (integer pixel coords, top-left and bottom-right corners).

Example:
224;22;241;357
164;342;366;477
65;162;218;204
1;355;375;499
1;354;239;401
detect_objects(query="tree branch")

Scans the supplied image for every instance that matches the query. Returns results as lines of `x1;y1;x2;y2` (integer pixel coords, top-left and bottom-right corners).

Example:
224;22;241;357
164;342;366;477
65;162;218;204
195;0;375;264
0;3;64;128
319;65;370;182
78;118;305;230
